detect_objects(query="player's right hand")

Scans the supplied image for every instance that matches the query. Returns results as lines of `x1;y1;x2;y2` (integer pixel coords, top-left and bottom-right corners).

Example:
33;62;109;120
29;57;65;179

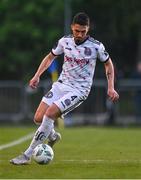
107;88;119;102
29;76;40;89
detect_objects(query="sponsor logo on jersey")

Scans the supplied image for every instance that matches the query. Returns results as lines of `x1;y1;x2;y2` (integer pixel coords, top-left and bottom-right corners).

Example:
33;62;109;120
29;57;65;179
65;55;89;66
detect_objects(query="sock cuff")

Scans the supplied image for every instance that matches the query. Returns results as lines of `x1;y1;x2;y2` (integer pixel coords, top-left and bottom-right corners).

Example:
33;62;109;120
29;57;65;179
42;115;54;126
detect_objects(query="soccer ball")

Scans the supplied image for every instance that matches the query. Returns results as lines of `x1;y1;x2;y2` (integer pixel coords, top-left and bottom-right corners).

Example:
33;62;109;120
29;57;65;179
32;144;54;164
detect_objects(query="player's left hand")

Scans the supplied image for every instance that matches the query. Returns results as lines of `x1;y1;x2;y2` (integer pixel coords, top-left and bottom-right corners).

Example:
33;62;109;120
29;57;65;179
107;88;119;102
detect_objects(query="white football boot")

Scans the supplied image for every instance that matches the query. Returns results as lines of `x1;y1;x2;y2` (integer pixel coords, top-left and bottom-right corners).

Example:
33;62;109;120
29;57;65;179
10;153;31;165
48;132;61;147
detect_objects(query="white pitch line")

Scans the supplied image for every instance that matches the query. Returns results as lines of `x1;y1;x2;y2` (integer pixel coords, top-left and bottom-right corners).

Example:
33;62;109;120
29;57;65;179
0;132;34;151
61;159;141;163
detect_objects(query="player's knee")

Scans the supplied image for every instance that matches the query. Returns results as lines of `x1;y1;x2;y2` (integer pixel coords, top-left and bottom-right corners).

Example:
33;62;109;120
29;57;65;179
45;107;59;120
34;112;43;125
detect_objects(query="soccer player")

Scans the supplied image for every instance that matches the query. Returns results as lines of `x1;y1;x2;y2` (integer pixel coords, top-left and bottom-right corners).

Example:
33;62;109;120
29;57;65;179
10;12;119;165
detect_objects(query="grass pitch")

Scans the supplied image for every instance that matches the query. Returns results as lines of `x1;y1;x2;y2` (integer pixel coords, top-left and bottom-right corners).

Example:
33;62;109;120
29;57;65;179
0;126;141;179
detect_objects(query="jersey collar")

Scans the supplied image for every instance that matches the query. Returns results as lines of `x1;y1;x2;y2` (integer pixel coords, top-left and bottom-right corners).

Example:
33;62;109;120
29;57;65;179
74;35;89;46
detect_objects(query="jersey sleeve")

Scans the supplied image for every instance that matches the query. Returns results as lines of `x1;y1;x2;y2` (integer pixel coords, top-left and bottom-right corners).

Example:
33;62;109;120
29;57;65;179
51;38;64;56
97;43;109;62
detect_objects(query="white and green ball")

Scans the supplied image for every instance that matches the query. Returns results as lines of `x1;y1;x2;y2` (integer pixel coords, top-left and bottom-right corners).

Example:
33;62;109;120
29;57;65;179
32;144;54;164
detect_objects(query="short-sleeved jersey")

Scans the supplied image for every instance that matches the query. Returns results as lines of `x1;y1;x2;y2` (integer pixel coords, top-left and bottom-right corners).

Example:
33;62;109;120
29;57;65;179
51;35;109;98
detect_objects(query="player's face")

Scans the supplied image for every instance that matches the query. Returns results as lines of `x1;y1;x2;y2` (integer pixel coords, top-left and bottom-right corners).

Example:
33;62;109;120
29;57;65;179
71;24;89;44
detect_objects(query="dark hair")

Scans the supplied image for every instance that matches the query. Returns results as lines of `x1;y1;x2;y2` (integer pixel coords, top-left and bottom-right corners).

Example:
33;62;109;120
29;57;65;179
72;12;90;26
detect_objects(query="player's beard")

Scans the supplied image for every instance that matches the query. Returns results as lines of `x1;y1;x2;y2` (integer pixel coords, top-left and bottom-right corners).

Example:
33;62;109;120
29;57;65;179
74;38;82;44
74;36;88;45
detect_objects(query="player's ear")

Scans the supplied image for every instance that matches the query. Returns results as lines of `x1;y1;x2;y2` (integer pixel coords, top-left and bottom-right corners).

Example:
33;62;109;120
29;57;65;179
71;24;74;31
87;25;90;32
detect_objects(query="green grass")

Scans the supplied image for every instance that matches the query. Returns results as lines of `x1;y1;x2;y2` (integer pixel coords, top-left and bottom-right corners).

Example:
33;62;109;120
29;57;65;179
1;126;141;179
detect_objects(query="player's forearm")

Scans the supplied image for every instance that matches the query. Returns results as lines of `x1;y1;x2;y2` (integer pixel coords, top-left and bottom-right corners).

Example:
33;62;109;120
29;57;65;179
104;58;115;90
34;53;55;78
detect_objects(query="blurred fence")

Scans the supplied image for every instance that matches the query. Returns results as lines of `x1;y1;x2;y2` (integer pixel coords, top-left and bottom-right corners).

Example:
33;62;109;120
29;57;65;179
0;79;141;126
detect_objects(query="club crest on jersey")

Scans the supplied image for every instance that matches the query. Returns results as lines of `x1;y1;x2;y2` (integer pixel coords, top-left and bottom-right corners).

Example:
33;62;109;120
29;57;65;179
45;91;53;98
84;47;92;56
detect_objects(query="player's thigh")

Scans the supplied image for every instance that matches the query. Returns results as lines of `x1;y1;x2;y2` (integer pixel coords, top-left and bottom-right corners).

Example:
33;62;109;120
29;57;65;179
54;91;84;115
34;101;49;124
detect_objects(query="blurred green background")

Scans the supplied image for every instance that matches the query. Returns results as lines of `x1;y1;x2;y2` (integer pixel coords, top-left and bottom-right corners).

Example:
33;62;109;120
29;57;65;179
0;0;141;81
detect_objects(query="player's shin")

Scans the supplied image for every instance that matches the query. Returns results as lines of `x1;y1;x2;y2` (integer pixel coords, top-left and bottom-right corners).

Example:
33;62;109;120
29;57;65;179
24;115;54;158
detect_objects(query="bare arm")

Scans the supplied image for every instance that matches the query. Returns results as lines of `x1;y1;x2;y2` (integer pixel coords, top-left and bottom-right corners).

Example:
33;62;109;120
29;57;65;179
104;58;119;101
29;52;56;89
104;58;115;90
